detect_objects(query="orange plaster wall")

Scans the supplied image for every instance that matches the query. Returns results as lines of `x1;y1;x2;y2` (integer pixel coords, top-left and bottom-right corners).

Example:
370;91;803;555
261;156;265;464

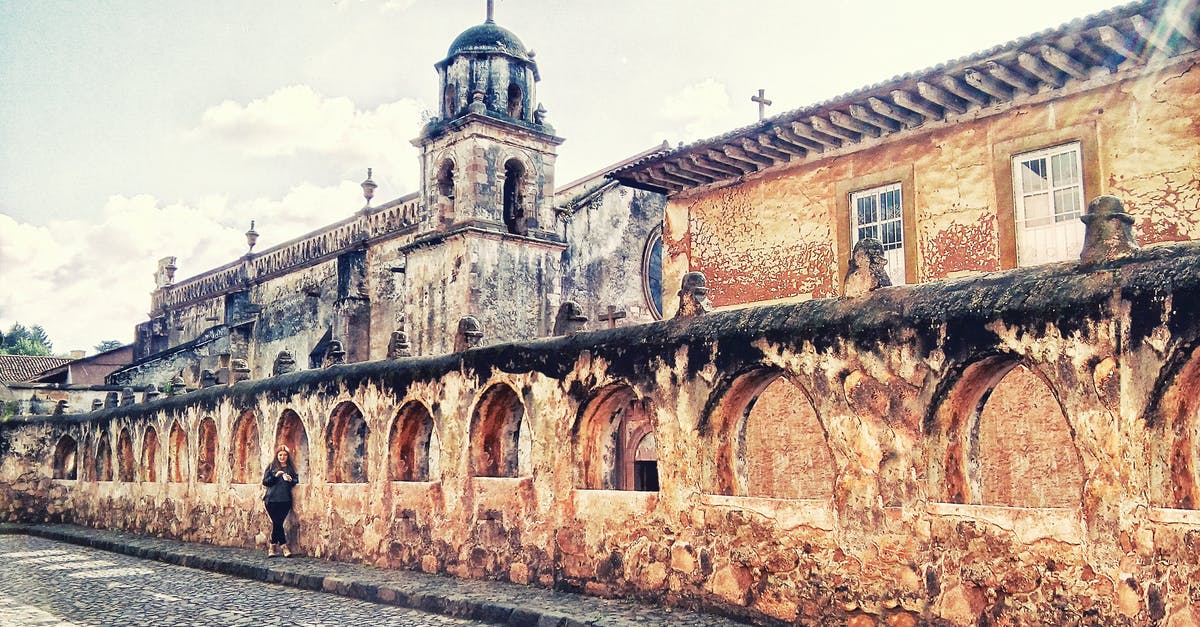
669;56;1200;308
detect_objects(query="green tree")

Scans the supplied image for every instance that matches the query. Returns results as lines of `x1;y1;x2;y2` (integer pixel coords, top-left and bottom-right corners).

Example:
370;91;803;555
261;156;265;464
0;323;54;356
93;340;125;353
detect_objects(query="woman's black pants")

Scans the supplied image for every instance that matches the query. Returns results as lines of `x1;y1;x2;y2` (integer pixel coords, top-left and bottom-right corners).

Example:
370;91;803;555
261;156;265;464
266;501;291;545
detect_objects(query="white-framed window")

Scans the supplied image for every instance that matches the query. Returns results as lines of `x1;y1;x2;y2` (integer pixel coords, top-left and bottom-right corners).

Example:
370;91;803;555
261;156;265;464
850;182;905;285
1012;142;1085;266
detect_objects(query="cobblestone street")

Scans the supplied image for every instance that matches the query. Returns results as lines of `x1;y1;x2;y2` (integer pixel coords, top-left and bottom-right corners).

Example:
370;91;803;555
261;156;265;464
0;535;486;626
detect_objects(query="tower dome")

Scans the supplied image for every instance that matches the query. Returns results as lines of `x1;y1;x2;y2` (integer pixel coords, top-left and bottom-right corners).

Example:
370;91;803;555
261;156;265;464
434;8;542;127
446;22;531;62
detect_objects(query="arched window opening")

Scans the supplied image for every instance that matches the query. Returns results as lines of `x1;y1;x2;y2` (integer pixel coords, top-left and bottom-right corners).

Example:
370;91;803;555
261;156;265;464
469;383;525;477
507;82;523;119
230;411;262;484
389;401;437;481
52;435;77;480
633;433;659;492
502;159;527;236
705;370;834;499
116;428;135;482
95;432;113;482
573;385;656;490
1154;346;1200;509
142;427;159;483
276;409;309;479
437;160;455;199
327;401;369;483
974;364;1084;507
168;420;188;483
444;82;456;118
197;417;217;483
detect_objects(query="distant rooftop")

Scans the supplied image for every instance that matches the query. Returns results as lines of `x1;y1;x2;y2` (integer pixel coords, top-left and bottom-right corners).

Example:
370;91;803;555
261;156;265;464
0;355;73;383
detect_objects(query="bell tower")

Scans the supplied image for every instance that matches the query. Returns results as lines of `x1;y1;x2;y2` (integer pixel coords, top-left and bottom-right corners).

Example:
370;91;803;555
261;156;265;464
403;4;567;355
414;2;563;236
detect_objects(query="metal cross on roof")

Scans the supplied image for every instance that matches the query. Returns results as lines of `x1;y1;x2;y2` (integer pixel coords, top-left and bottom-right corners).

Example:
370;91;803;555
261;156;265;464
486;0;494;22
751;88;772;121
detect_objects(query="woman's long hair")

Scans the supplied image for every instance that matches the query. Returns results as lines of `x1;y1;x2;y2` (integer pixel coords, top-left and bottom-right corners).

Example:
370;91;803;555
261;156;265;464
268;445;298;475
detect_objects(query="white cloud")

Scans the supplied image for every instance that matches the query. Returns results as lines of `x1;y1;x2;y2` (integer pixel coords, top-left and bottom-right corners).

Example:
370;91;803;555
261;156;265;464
656;78;735;143
0;179;374;355
190;85;424;192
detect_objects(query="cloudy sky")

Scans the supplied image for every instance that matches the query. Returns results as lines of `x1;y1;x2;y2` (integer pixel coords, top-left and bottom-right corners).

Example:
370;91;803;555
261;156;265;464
0;0;1123;354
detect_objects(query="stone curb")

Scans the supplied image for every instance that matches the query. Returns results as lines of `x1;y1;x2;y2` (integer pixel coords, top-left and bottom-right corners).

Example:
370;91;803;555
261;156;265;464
0;523;744;626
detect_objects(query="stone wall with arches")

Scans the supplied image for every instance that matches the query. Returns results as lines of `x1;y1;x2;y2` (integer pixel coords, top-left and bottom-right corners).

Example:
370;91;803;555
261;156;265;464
3;241;1200;624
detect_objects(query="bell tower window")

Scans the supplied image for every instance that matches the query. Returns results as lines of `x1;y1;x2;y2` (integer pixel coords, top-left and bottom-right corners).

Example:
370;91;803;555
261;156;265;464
444;82;456;118
502;159;527;235
507;83;523;119
437;160;455;198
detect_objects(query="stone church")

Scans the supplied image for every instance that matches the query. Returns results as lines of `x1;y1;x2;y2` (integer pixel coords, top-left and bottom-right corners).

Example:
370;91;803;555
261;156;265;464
5;2;1200;625
109;9;666;388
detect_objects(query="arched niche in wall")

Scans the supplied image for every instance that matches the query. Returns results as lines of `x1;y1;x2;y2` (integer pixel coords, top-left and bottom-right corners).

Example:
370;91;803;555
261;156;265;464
95;432;113;482
389;400;438;482
196;417;217;484
275;409;309;479
116;428;135;483
703;369;835;500
142;426;159;483
52;435;77;480
931;357;1084;507
469;383;526;478
1147;344;1200;509
230;410;262;484
327;401;369;483
573;384;657;490
168;420;188;483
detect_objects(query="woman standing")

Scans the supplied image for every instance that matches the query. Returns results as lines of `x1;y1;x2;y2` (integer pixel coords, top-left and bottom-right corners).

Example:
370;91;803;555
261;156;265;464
262;445;299;557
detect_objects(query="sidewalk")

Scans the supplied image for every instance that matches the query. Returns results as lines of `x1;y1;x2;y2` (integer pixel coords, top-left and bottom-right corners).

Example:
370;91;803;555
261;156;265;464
0;523;747;626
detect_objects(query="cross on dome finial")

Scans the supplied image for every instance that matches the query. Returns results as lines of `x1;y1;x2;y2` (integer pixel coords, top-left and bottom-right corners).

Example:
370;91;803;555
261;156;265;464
486;0;494;23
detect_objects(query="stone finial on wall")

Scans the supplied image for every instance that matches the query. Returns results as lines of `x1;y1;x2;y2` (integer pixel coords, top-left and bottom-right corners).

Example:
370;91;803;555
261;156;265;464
144;385;160;402
272;351;297;376
842;237;893;297
1080;195;1139;266
168;373;187;396
231;359;251;384
29;394;46;415
323;341;346;368
154;256;178;289
675;272;714;319
387;330;413;359
104;392;119;409
120;387;136;406
200;369;218;388
90;398;103;411
552;301;588;335
54;400;68;415
454;316;484;352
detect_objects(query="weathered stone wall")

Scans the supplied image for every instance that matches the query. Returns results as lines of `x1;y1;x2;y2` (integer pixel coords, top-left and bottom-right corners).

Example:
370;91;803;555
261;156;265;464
663;54;1200;315
5;241;1200;625
561;183;667;325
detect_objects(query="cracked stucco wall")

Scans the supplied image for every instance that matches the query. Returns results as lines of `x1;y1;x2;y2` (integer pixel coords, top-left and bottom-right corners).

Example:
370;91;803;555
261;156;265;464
665;55;1200;313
